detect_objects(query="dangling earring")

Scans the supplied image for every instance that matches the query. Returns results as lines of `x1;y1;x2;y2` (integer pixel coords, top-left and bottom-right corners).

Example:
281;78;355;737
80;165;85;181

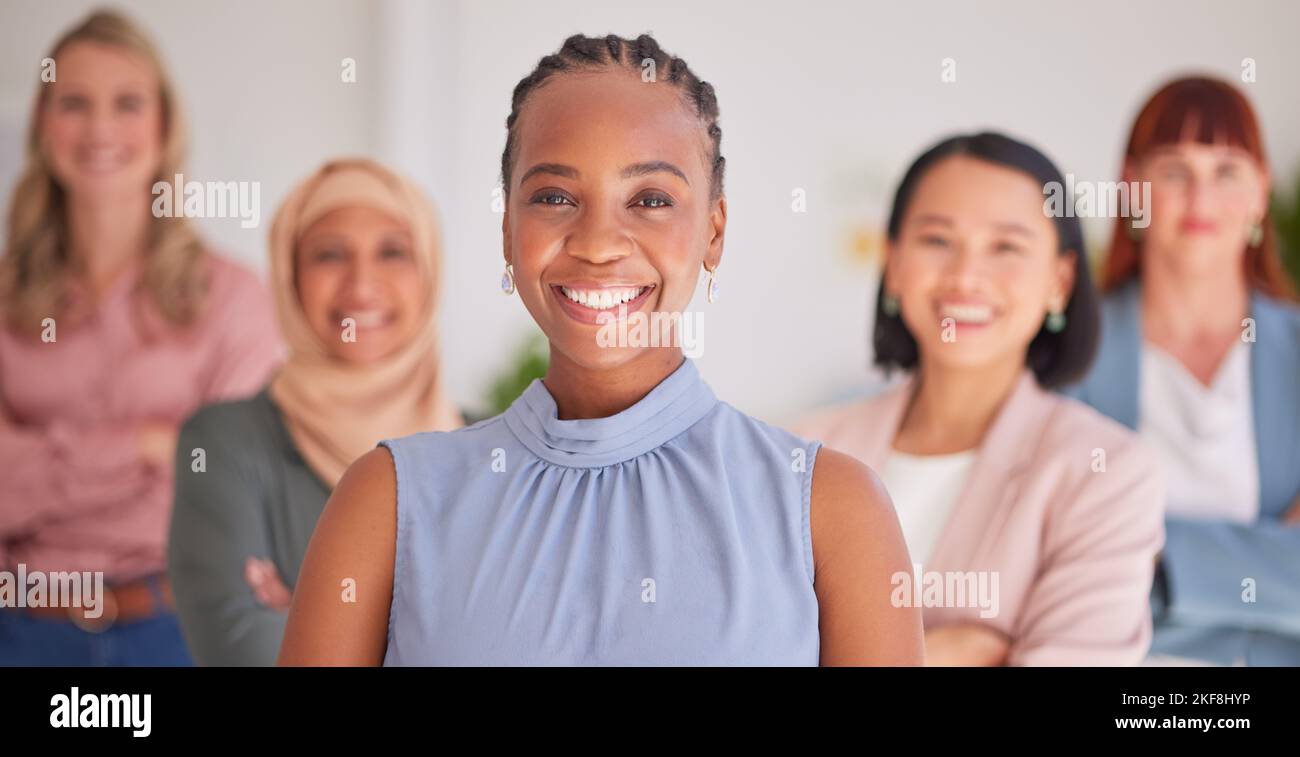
500;263;515;295
881;292;900;317
704;263;719;303
1247;220;1264;248
1045;307;1066;333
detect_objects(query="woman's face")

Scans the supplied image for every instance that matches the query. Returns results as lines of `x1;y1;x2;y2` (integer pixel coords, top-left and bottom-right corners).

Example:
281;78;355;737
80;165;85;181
39;41;163;200
1129;141;1269;278
885;155;1074;375
295;205;423;364
503;68;726;371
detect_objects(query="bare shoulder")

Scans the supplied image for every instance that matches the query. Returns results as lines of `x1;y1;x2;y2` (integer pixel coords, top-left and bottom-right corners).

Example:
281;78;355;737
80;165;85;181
312;446;400;560
277;446;398;666
809;446;896;561
808;445;923;665
336;446;399;501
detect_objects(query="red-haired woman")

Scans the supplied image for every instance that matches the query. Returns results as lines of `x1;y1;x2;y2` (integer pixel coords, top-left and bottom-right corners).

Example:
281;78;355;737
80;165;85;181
1066;76;1300;665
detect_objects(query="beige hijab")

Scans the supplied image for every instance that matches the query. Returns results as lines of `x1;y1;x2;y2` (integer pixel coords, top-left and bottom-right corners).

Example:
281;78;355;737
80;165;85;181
268;158;462;486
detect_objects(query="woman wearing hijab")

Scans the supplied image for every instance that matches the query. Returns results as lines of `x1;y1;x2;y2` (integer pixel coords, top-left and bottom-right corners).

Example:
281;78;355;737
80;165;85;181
167;158;462;666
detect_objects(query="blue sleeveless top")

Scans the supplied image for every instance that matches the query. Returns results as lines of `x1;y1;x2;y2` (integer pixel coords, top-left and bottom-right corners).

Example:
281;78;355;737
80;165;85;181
379;359;821;665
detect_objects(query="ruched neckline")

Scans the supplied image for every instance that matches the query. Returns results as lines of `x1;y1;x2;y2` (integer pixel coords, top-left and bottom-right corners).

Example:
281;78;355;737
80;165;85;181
502;358;717;468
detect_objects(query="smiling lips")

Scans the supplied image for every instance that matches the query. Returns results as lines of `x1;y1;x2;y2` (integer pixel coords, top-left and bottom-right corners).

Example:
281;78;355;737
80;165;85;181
937;301;995;327
560;285;649;310
1181;218;1218;233
551;284;655;325
75;145;132;174
335;309;395;330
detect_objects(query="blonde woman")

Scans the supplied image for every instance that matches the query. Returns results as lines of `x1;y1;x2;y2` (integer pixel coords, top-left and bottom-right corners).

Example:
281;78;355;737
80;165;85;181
168;159;463;666
0;10;279;665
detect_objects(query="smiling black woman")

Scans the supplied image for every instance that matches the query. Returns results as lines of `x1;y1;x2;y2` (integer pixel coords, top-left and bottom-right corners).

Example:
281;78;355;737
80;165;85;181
277;32;923;667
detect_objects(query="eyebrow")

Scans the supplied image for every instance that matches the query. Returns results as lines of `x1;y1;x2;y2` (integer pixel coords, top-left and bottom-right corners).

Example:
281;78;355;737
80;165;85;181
994;222;1036;238
912;213;953;227
518;163;579;185
913;214;1035;237
1146;144;1250;162
517;161;690;186
299;229;412;247
620;161;689;184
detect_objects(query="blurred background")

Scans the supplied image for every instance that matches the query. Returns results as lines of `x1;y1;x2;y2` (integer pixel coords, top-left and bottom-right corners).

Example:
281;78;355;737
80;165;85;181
3;0;1299;423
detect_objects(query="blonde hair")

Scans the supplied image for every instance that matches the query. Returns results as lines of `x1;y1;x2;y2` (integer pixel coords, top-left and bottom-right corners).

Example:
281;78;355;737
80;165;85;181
1;8;208;333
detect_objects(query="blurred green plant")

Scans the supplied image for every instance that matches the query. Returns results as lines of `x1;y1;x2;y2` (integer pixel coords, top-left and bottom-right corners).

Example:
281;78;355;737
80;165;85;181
1271;170;1300;294
484;331;550;417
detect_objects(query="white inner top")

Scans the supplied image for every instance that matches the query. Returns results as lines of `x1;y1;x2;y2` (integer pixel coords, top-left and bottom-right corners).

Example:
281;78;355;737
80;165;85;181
1138;339;1259;523
879;448;977;565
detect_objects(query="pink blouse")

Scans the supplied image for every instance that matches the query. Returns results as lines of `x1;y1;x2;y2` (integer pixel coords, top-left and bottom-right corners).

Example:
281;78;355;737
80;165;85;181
0;253;281;583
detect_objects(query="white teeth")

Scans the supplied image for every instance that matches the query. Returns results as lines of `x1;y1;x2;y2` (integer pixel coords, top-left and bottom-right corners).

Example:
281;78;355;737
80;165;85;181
940;303;994;324
343;310;389;328
559;286;648;310
77;146;128;171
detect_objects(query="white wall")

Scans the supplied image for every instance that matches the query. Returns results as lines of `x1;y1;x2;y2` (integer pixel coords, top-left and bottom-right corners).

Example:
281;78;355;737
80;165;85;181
0;0;379;269
4;0;1299;422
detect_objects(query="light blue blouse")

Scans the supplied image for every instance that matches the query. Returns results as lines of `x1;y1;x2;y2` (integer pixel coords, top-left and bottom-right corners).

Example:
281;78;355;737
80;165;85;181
379;358;821;665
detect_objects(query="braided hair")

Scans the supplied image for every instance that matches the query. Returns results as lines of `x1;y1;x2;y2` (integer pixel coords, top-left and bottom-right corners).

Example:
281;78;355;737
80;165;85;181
500;33;725;201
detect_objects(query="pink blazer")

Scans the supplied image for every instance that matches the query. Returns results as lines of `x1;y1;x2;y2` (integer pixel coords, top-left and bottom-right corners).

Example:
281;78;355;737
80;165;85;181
795;371;1165;666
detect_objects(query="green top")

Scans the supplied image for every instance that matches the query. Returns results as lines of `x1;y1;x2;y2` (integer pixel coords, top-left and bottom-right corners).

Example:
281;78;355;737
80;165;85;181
167;387;331;666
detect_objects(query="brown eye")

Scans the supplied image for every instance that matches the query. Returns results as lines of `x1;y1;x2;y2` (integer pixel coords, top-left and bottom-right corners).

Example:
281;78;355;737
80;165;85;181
634;194;673;209
58;95;88;112
531;191;574;206
1159;164;1189;181
116;94;143;113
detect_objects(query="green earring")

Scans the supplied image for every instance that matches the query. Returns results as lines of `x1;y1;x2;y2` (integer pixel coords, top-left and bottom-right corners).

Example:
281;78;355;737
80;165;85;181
1045;309;1066;333
1248;221;1264;248
881;292;900;317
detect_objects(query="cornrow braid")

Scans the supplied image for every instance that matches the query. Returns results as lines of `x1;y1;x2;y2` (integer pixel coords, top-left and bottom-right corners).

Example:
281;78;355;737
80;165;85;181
500;33;725;200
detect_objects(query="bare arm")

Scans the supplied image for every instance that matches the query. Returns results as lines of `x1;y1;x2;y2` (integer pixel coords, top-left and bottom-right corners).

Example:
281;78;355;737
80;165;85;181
811;447;925;666
277;447;397;666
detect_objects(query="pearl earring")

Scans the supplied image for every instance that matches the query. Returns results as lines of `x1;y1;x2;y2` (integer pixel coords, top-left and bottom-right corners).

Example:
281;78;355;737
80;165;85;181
705;264;719;303
501;264;515;295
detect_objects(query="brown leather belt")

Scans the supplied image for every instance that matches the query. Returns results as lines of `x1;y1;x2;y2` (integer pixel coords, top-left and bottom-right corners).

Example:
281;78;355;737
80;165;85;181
17;573;175;633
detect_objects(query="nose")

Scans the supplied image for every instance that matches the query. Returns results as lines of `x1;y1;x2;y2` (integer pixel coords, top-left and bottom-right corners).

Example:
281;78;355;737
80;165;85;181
82;100;120;139
565;203;634;264
340;255;383;303
86;107;114;140
1185;174;1217;218
941;240;983;289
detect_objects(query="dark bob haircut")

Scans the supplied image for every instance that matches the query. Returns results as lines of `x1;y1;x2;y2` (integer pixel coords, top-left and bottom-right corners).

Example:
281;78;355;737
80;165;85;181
873;131;1099;389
